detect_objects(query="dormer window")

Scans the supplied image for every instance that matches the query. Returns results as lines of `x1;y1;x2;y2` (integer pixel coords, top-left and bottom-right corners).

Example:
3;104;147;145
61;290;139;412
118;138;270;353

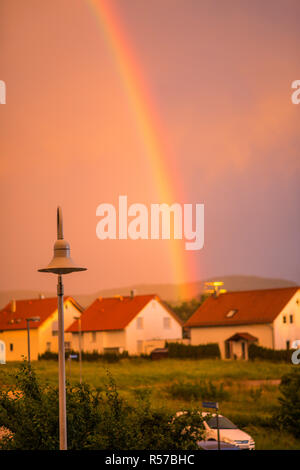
226;309;238;318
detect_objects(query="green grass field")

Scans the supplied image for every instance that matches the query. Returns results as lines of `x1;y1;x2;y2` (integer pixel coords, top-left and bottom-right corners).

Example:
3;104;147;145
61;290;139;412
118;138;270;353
1;358;299;450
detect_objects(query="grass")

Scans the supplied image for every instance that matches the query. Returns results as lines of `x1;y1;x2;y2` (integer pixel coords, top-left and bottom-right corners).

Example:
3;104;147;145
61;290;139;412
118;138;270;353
0;358;299;450
0;358;294;389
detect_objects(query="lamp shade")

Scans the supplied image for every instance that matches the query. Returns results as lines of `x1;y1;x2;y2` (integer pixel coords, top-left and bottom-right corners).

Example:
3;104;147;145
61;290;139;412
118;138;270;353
38;207;87;275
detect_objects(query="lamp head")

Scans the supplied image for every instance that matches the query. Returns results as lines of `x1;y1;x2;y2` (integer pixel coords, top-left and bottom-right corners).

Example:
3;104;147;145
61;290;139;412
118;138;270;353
38;207;87;275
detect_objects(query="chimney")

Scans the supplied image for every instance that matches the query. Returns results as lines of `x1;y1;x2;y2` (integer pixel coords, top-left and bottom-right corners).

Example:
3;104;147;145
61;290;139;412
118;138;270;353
11;299;16;312
130;289;136;299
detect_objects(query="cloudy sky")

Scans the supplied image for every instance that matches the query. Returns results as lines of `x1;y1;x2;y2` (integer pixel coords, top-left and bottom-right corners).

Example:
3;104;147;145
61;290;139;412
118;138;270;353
0;0;299;296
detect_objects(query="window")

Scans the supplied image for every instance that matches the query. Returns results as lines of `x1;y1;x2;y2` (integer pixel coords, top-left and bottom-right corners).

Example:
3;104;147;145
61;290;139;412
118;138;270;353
10;343;13;352
226;309;238;318
163;317;171;329
52;321;58;336
91;332;96;342
136;317;143;329
283;315;287;324
64;342;71;351
286;340;290;350
46;342;51;352
290;314;294;324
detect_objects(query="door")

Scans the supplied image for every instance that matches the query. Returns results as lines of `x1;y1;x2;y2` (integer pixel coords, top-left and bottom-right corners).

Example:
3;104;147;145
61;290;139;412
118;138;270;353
0;340;6;364
137;340;144;354
225;340;231;359
241;341;246;359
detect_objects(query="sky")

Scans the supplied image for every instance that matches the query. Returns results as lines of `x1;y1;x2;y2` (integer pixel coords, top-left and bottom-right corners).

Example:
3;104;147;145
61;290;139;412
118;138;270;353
0;0;299;297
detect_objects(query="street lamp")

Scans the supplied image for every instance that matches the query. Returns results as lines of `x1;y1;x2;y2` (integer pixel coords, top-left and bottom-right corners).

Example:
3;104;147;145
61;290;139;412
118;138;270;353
26;316;40;365
73;315;82;384
38;207;86;450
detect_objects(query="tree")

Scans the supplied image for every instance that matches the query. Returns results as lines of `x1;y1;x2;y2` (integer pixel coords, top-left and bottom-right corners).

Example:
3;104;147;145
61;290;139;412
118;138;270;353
275;369;300;438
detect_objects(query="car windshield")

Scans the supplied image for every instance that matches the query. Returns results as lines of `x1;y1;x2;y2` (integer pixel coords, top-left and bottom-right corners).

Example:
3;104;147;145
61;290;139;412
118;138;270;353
206;416;238;429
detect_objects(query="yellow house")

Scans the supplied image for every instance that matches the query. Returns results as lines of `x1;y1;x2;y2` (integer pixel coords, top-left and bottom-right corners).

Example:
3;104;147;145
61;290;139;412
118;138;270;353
67;293;183;355
185;287;300;359
0;297;83;362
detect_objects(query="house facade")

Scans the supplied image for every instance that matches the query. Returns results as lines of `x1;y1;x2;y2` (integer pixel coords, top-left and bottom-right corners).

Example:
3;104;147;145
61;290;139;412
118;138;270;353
67;294;183;355
185;287;300;359
0;297;83;361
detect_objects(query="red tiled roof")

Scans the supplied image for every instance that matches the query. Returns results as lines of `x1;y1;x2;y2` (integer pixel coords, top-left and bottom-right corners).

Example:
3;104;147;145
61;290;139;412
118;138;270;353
185;287;299;327
0;297;82;331
67;294;181;332
226;332;258;342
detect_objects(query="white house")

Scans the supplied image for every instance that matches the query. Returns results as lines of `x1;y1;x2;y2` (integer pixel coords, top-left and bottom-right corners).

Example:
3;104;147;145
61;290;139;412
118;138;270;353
185;287;300;359
67;293;183;355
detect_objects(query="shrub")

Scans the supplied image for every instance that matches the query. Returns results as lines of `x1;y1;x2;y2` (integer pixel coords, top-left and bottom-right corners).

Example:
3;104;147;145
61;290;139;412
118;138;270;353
248;344;295;362
165;380;229;402
166;342;220;359
38;350;129;362
0;361;205;450
275;369;300;438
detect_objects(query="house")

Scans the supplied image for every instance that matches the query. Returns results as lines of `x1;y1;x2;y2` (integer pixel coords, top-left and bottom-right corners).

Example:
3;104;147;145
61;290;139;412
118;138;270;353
66;293;183;355
0;297;83;361
185;287;300;359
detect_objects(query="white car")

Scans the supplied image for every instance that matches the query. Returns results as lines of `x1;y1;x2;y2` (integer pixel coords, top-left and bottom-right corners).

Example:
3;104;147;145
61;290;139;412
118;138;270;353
201;412;255;450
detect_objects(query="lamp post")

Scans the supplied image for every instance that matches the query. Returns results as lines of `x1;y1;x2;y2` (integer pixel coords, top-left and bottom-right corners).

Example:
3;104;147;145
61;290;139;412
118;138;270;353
26;316;40;365
38;207;86;450
73;315;82;384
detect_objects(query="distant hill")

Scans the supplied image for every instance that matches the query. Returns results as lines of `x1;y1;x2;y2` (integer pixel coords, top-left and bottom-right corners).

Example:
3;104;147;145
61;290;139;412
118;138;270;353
0;275;297;309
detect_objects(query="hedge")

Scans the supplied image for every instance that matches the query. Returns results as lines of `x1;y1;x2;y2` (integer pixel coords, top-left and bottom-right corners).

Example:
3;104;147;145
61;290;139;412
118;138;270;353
166;342;221;359
248;343;295;362
38;350;129;363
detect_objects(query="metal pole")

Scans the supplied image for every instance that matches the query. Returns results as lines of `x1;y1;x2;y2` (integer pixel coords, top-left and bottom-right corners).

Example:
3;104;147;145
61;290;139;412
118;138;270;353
78;317;82;384
57;274;67;450
216;407;220;450
27;320;31;365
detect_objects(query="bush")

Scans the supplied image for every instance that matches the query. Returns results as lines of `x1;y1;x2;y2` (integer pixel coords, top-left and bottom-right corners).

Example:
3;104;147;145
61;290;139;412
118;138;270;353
275;369;300;438
0;361;205;450
166;342;220;359
38;350;129;363
248;344;295;362
165;380;229;402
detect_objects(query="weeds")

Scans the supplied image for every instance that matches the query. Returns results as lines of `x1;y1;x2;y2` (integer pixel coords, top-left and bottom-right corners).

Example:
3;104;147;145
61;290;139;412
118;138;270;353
165;380;229;402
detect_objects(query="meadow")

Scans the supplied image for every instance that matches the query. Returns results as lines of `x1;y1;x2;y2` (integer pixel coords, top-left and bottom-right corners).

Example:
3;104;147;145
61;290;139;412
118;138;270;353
0;358;299;450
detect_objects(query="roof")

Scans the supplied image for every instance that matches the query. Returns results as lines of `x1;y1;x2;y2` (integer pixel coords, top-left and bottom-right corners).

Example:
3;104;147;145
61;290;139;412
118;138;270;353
226;332;258;342
67;294;183;332
185;287;299;328
0;297;83;331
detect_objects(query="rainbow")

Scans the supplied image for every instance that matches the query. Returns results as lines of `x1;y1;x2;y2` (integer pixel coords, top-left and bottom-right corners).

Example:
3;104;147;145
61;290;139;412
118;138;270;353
86;0;196;299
